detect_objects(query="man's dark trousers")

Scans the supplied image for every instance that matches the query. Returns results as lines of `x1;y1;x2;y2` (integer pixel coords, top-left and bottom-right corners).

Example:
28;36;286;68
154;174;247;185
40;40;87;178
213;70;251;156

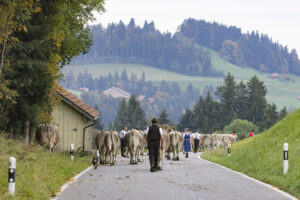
121;138;126;156
194;138;199;153
148;140;160;169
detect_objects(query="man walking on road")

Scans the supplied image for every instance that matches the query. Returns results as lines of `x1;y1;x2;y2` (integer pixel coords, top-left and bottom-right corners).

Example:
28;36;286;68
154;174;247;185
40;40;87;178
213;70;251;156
146;118;163;172
119;126;127;157
194;130;200;153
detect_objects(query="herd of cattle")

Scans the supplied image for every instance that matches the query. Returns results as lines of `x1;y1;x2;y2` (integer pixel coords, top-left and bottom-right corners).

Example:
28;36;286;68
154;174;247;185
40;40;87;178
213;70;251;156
34;124;238;167
94;129;238;167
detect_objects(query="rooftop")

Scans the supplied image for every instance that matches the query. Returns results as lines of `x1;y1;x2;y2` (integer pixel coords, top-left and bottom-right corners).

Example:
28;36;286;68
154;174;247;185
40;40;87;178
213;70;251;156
56;86;100;120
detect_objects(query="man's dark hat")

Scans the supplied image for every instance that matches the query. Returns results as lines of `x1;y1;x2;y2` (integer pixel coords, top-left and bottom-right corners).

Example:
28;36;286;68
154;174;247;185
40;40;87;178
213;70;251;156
151;118;158;124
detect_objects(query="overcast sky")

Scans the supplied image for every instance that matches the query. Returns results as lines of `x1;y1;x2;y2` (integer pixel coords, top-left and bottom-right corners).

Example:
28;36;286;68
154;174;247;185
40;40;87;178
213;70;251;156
92;0;300;53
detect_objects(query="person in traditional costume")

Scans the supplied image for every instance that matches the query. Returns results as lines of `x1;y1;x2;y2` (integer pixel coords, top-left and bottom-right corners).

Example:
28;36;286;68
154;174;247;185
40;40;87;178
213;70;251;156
183;128;191;158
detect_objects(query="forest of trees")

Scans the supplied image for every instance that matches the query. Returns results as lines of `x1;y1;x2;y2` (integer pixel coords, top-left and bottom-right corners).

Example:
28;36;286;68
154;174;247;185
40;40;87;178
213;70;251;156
180;18;300;75
72;19;222;76
177;74;287;133
62;69;209;126
73;18;300;77
0;0;105;142
64;69;287;133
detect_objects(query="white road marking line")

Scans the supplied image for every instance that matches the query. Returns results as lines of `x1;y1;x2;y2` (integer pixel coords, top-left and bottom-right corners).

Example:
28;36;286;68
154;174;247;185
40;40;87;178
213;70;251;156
50;165;93;200
197;155;298;200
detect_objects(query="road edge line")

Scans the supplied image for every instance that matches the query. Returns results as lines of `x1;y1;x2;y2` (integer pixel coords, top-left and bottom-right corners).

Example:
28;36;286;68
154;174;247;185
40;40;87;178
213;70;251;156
197;155;298;200
49;165;93;200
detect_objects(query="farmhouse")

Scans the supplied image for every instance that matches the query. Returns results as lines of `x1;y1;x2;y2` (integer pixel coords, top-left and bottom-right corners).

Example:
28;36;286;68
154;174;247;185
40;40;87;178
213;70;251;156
269;73;279;79
52;87;99;152
103;87;131;99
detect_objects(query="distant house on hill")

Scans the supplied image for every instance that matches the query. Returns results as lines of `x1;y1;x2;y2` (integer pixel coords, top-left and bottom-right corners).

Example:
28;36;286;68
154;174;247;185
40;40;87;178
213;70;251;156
102;87;131;99
148;97;155;104
138;95;146;102
53;87;100;152
80;87;89;92
269;73;279;79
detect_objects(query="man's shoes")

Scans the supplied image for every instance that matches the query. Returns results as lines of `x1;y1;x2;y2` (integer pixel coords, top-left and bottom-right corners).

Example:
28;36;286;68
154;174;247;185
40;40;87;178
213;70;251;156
150;167;157;172
156;166;162;170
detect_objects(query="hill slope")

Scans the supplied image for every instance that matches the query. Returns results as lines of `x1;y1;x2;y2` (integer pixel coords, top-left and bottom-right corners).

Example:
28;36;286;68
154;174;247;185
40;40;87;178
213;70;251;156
201;108;300;198
63;49;300;109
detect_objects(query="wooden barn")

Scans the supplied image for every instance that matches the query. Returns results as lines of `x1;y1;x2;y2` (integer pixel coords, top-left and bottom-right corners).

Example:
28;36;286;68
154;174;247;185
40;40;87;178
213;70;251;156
52;87;99;152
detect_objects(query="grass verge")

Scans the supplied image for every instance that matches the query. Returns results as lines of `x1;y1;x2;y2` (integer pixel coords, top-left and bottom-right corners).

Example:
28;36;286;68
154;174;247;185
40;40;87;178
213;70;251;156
0;134;91;200
201;108;300;198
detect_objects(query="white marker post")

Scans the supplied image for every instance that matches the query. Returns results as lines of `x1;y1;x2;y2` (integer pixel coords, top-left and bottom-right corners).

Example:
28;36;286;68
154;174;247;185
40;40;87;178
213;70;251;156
97;149;100;162
70;144;74;160
283;143;288;174
8;157;16;195
228;143;231;156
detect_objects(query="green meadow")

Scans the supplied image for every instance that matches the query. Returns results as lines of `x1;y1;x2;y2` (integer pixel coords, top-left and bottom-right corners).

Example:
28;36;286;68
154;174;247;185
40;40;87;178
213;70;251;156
63;50;300;109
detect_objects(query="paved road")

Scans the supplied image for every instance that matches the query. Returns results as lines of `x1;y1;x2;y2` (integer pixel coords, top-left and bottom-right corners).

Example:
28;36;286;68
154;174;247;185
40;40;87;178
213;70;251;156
58;153;294;200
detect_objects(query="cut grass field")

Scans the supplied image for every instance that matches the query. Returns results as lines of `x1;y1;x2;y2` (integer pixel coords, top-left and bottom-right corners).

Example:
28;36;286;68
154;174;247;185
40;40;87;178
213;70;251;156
201;108;300;198
63;50;300;109
0;135;91;199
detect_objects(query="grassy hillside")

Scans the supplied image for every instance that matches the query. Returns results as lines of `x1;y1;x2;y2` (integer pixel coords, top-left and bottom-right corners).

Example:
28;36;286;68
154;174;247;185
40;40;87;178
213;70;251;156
0;135;90;199
201;108;300;198
63;51;300;109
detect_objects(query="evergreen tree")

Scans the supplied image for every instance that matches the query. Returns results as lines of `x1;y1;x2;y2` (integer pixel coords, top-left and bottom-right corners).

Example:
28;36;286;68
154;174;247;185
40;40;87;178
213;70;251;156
235;81;249;120
178;109;194;131
193;96;204;131
94;105;104;130
158;109;170;124
278;106;288;121
127;95;147;130
114;98;128;131
261;103;278;130
246;75;267;127
216;73;236;125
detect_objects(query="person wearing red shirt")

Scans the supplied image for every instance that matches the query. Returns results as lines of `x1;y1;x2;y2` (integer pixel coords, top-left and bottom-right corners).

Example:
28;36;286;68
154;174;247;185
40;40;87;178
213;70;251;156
249;130;255;137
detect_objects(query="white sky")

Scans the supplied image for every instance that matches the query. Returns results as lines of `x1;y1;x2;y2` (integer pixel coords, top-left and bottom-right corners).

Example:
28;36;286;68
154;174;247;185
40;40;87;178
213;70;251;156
92;0;300;54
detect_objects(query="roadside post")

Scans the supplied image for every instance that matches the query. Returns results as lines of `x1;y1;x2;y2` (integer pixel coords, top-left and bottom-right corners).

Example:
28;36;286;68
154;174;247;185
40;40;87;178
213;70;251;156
70;144;74;160
228;143;231;156
8;157;16;195
96;150;100;165
222;136;226;155
283;143;288;174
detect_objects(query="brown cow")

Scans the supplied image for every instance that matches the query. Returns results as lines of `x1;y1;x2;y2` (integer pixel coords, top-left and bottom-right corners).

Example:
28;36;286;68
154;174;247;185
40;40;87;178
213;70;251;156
36;124;59;153
157;129;170;170
125;129;144;164
95;130;109;164
105;130;120;165
167;130;183;161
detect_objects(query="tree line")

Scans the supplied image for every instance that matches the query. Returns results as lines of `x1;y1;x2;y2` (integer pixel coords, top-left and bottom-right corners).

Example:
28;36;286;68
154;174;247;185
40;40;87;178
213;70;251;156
64;69;208;126
100;73;287;134
180;18;300;75
72;19;222;77
0;0;105;142
177;74;287;133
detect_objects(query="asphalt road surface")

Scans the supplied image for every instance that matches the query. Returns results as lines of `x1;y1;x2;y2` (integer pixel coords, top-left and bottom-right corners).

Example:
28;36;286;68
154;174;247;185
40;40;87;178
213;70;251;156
58;152;294;200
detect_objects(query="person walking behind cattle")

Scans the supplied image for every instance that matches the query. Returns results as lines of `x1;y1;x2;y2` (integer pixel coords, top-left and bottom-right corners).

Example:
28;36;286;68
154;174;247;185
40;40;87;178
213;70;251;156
146;118;163;172
194;130;200;153
183;128;191;158
119;126;128;157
